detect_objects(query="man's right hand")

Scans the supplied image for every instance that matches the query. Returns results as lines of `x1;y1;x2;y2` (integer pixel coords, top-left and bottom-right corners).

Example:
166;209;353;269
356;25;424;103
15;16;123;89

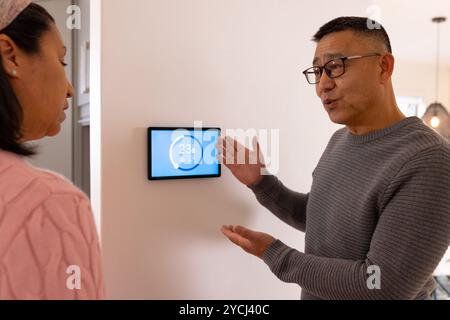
216;136;266;187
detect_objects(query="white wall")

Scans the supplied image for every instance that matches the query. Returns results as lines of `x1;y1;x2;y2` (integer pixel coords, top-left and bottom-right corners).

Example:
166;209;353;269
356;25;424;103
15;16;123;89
95;0;376;299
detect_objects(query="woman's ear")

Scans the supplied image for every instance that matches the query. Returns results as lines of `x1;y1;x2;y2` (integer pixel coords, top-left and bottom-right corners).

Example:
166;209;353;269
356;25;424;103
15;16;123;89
0;34;20;78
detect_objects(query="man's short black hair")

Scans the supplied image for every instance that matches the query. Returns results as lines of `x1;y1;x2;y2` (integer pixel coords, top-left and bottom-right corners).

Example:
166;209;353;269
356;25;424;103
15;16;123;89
313;16;392;53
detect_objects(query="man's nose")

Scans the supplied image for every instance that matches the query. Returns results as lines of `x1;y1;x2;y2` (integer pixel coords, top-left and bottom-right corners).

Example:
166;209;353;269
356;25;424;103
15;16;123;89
316;71;336;95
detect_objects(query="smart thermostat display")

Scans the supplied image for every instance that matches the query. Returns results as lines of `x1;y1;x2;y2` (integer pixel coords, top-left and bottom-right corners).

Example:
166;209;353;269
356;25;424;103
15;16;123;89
148;127;221;180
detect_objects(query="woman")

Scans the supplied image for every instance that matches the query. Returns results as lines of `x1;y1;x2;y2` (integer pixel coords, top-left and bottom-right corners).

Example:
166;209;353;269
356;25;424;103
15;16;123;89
0;1;104;299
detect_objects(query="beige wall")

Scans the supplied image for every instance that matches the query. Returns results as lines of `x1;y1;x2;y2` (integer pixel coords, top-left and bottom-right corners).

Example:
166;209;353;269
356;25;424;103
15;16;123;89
393;61;450;111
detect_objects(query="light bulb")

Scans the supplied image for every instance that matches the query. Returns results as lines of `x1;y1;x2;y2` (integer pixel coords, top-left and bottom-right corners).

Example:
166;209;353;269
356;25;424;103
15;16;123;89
431;116;441;128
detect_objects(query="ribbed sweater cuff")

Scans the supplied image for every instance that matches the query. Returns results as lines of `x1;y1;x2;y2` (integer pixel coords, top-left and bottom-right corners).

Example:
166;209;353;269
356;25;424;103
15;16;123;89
248;175;277;195
262;239;293;269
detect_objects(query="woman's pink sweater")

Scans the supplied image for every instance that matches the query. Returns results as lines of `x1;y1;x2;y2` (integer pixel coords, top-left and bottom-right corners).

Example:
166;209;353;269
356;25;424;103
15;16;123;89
0;150;104;299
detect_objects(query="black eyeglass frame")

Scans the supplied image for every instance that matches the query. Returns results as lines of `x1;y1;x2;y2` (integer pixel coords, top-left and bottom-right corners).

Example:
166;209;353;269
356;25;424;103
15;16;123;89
302;53;382;84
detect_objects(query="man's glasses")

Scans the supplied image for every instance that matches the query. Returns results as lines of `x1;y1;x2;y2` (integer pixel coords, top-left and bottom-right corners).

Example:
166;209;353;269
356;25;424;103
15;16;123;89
302;53;382;84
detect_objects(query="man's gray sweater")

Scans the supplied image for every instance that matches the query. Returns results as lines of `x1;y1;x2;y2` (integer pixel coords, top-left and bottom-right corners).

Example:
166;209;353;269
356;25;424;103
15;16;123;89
249;117;450;300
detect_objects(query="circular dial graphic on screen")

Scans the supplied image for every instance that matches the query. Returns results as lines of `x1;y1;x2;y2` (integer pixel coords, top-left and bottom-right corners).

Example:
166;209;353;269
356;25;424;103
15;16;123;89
169;135;203;171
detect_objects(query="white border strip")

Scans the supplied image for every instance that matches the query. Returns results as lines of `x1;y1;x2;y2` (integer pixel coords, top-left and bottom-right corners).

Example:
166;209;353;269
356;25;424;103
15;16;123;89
90;0;102;239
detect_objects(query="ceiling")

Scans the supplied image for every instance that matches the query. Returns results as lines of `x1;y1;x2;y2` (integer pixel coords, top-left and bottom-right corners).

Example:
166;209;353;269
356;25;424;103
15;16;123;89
374;0;450;66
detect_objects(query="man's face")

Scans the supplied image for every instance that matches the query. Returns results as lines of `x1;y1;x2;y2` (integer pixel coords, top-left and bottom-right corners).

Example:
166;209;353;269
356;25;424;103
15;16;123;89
313;30;384;126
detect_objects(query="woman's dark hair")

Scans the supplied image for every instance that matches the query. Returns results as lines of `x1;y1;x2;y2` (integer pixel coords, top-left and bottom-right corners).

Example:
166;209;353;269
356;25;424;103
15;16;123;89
0;3;54;156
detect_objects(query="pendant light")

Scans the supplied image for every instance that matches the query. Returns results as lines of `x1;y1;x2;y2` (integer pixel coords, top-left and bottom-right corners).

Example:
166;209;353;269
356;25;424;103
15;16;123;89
423;17;447;129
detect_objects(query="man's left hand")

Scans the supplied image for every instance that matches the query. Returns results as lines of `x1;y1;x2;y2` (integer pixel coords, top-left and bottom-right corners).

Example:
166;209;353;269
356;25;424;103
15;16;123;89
221;225;276;259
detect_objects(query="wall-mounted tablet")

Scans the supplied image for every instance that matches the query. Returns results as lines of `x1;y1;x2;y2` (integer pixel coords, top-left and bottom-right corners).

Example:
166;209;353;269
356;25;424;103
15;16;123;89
148;127;221;181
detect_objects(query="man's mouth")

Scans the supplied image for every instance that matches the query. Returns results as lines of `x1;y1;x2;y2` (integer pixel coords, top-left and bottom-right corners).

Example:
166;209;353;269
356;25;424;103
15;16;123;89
323;99;341;110
323;98;338;105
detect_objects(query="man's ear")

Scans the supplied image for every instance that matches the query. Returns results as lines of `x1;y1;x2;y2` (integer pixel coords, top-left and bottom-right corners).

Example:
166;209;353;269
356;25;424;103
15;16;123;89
379;53;395;84
0;34;20;78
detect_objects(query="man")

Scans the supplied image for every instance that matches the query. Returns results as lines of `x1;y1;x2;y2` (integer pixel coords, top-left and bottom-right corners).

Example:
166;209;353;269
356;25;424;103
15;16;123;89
218;17;450;300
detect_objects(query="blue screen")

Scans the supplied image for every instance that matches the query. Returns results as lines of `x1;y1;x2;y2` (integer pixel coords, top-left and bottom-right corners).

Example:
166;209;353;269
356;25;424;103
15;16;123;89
149;128;220;180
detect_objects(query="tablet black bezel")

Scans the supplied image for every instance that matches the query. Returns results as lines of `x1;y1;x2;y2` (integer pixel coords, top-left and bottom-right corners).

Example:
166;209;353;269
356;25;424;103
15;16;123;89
148;127;222;181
